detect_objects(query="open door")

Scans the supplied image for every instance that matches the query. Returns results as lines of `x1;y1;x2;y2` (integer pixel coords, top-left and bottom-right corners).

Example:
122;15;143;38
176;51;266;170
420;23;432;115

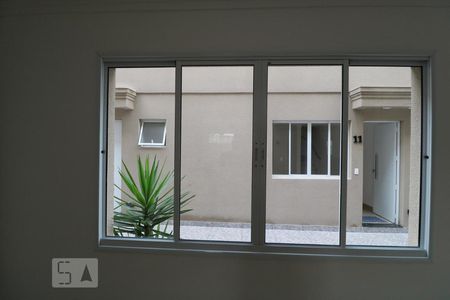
364;122;399;224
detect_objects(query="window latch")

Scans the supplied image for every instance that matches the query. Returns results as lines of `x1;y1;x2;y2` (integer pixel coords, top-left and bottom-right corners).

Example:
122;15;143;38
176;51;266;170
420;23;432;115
254;146;259;168
254;142;265;168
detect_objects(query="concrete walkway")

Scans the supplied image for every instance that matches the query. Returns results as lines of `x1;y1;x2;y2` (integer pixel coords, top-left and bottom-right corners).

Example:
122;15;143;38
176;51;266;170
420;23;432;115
177;221;409;246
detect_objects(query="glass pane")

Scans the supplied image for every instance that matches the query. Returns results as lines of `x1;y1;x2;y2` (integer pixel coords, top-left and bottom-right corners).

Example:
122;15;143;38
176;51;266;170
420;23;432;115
272;123;289;175
180;66;253;242
330;123;340;175
346;66;421;247
311;123;328;175
140;122;165;144
291;123;307;175
266;65;342;245
106;67;175;239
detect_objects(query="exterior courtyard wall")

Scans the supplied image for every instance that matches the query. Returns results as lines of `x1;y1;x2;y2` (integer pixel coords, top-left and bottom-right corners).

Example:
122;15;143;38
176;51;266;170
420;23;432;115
111;67;415;227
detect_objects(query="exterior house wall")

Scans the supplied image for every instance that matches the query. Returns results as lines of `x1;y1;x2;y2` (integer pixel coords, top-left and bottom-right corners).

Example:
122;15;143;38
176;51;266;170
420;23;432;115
347;67;413;227
266;93;341;225
113;67;416;228
115;92;255;223
180;94;253;222
349;67;411;89
115;94;176;178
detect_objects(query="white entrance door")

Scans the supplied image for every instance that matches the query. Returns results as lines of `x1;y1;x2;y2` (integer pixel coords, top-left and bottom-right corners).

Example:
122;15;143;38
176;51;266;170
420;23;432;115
372;122;399;223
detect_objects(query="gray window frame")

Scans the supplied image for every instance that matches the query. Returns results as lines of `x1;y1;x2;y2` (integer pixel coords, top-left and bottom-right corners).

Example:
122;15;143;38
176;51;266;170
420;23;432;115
99;56;432;259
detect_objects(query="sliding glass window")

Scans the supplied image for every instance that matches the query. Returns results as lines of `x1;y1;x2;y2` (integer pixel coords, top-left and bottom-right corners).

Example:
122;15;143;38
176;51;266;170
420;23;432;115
180;66;253;242
100;58;430;257
266;65;342;245
345;66;423;247
105;67;176;239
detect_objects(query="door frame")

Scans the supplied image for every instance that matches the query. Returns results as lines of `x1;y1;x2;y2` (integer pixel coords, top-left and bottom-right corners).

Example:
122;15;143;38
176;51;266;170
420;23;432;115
363;120;400;224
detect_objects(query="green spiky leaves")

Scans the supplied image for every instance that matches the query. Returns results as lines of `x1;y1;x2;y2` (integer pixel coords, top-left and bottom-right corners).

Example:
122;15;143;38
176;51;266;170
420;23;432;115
113;156;194;238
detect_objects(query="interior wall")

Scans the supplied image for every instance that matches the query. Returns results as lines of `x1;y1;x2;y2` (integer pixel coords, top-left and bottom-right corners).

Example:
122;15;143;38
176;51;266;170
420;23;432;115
1;1;449;299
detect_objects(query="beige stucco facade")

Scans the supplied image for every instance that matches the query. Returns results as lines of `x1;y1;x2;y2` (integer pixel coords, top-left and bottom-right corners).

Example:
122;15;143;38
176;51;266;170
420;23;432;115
108;66;421;241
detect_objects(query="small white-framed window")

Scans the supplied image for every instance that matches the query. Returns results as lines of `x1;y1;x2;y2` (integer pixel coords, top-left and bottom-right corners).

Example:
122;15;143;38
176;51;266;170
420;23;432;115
272;121;340;178
138;120;167;147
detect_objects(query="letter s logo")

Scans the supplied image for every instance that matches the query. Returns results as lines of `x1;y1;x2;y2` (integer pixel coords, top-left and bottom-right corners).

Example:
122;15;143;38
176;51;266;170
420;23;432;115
57;261;72;285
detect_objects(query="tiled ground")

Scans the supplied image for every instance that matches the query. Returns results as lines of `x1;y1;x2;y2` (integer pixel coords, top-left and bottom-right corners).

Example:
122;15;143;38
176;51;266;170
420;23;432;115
176;221;409;246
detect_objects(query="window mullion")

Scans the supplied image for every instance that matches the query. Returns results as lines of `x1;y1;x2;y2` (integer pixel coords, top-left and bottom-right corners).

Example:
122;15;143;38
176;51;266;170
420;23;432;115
288;122;292;175
339;61;349;248
307;123;312;175
173;61;182;241
328;122;331;176
251;61;268;246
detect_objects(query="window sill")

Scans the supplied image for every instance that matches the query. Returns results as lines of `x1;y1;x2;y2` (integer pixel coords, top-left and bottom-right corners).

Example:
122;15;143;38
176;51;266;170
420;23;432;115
138;144;167;149
98;237;429;260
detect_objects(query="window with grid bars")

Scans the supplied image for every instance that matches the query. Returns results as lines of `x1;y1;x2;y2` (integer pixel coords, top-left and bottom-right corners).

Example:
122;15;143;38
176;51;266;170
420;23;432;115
272;121;340;176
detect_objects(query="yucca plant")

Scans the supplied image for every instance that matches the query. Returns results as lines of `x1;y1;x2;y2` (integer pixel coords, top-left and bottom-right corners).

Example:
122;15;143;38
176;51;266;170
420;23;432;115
113;156;194;238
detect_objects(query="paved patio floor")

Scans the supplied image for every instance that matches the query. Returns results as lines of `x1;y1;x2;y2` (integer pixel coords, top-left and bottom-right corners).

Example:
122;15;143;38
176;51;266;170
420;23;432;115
177;221;409;246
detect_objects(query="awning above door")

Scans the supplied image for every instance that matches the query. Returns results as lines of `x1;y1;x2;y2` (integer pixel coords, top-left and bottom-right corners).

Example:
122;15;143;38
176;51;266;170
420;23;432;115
350;86;411;110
